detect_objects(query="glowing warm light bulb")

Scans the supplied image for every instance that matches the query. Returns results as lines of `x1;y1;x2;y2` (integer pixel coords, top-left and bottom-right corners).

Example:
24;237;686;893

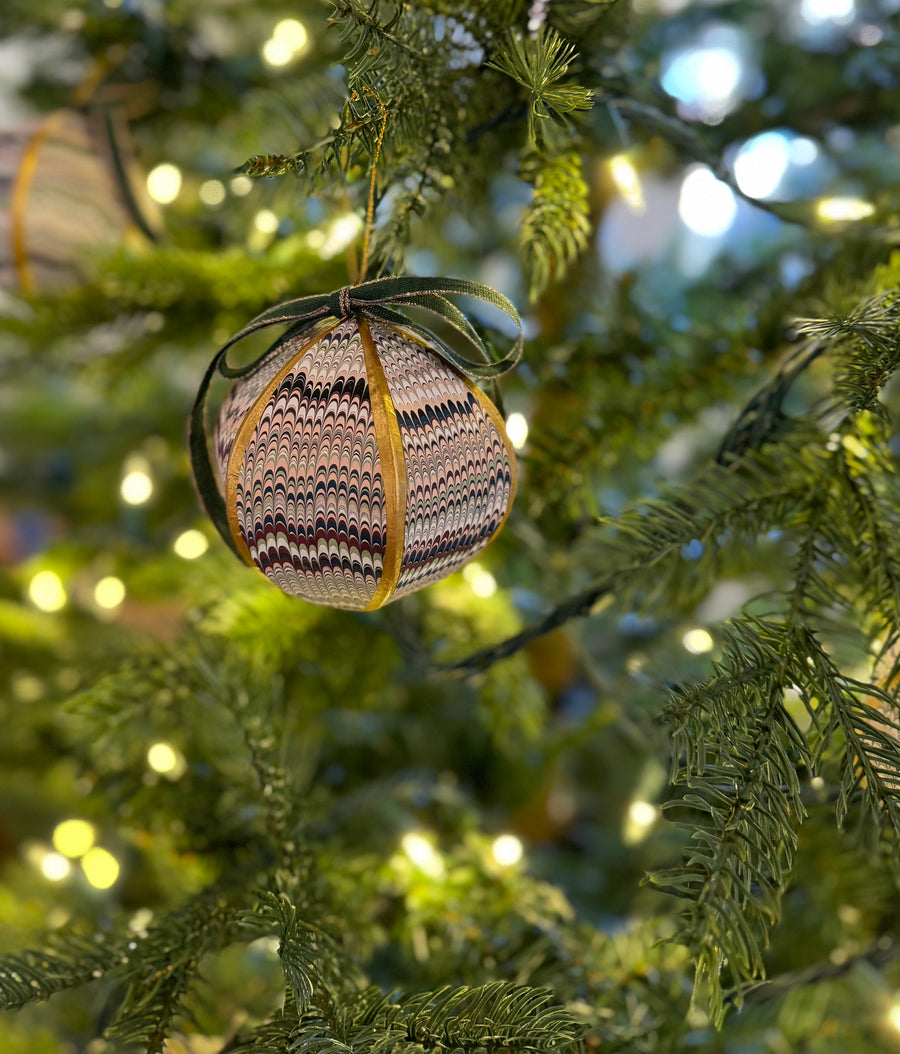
199;179;226;206
505;412;529;450
608;154;646;213
41;852;72;881
254;209;279;234
319;214;364;258
274;18;309;49
683;628;714;654
52;819;96;858
462;562;497;598
401;832;445;878
147;741;183;776
887;1001;900;1033
28;570;67;612
146;163;182;205
94;576;126;610
81;847;120;890
623;799;658;845
816;197;875;222
173;529;209;559
491;834;524;866
262;18;309;66
120;469;153;505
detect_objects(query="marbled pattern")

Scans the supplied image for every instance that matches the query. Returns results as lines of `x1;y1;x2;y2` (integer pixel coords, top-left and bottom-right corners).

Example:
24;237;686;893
214;317;514;609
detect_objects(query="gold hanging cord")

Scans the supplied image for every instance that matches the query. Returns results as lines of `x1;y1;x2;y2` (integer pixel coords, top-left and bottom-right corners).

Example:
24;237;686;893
347;87;387;282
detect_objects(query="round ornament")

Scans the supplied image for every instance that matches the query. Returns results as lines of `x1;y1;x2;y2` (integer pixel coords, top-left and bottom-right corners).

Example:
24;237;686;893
191;277;522;611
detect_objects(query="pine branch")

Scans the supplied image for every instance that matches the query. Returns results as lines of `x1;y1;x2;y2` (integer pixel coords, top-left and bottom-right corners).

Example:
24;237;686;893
487;27;593;143
228;982;584;1054
105;888;249;1053
649;618;811;1027
518;150;591;300
0;928;126;1011
795;290;900;417
445;447;815;673
241;892;361;1014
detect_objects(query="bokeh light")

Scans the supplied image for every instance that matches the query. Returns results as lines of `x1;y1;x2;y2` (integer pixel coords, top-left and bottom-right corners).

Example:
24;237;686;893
41;852;72;882
262;18;309;67
816;196;874;222
173;529;209;559
53;819;96;858
146;163;182;205
683;628;714;654
199;179;226;206
801;0;855;25
401;832;445;878
678;166;737;237
147;741;185;777
623;800;658;845
94;576;126;610
28;570;67;612
660;25;758;124
120;467;154;505
463;562;498;598
608;154;646;213
505;412;529;450
81;847;120;890
318;214;364;259
230;175;253;197
491;834;524;866
254;209;279;234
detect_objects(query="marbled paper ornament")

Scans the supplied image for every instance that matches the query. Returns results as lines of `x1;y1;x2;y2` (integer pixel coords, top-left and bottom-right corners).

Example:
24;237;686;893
191;277;522;610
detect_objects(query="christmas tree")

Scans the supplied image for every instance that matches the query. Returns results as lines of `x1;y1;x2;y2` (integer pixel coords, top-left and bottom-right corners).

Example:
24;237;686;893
2;1;900;1051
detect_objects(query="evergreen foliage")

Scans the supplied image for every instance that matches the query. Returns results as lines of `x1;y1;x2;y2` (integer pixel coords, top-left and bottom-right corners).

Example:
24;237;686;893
2;1;900;1052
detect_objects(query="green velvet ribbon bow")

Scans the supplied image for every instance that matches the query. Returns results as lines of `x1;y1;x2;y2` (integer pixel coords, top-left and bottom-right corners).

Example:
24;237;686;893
190;274;523;556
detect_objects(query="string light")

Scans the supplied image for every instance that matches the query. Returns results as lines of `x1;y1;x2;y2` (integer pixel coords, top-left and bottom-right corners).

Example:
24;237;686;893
230;175;253;197
505;412;529;450
28;570;67;612
94;576;126;610
199;179;226;207
816;197;875;222
173;529;209;559
120;460;154;505
318;214;364;259
147;741;186;778
623;799;658;845
462;562;497;598
81;847;120;890
52;819;96;858
262;18;309;67
491;834;524;866
254;209;279;234
683;628;714;654
41;852;72;882
401;832;445;878
678;166;737;237
608;154;646;213
146;163;182;205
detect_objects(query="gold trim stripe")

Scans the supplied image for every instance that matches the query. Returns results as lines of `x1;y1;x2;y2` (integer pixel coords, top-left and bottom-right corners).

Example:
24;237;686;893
466;380;518;538
358;317;407;610
225;321;338;566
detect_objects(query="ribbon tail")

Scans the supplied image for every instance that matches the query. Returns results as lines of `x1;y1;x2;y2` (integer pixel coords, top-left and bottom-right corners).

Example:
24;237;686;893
189;346;242;557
